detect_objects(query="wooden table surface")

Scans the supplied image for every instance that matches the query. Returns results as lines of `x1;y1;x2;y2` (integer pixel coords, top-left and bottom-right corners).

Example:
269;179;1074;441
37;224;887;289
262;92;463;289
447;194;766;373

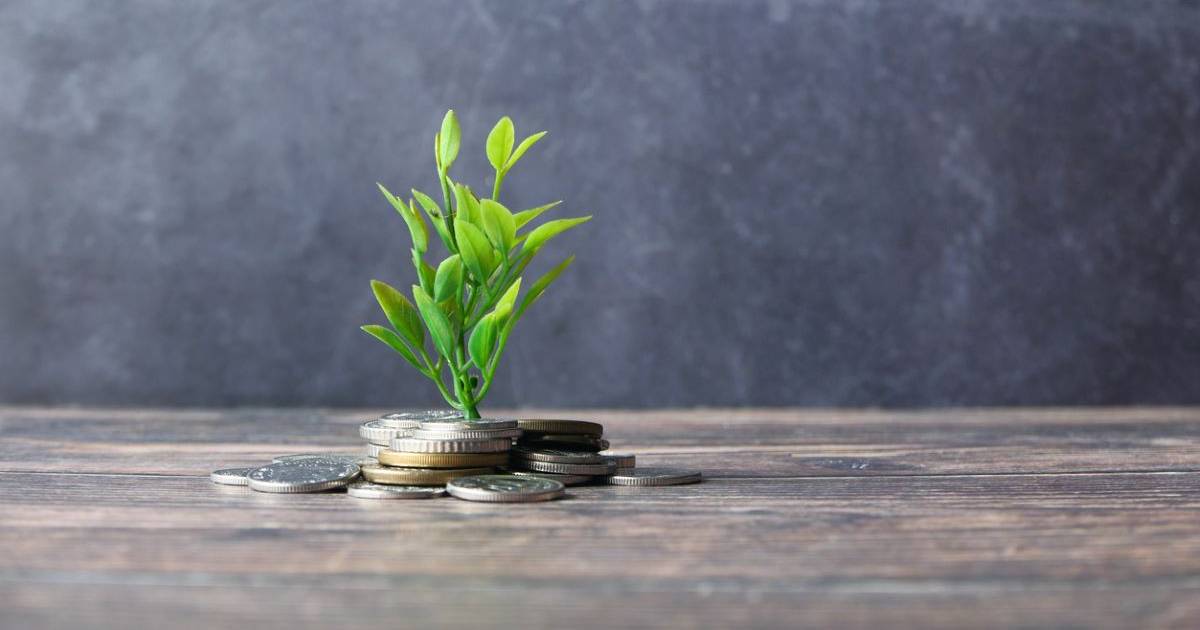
2;406;1200;629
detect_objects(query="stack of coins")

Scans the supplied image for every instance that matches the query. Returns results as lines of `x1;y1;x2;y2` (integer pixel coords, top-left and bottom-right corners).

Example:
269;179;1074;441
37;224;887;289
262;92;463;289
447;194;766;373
508;419;623;485
360;417;520;487
358;410;462;460
510;419;702;487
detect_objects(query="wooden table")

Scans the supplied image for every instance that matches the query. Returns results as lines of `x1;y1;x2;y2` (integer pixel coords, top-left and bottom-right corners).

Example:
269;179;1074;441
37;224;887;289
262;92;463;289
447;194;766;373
2;407;1199;629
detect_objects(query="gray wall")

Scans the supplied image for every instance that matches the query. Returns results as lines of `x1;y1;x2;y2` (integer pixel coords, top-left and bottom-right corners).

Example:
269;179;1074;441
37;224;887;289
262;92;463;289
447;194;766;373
2;0;1198;409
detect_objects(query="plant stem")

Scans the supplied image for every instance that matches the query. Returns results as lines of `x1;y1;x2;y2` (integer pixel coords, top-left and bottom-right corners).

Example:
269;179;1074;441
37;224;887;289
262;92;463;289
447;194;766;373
492;169;505;201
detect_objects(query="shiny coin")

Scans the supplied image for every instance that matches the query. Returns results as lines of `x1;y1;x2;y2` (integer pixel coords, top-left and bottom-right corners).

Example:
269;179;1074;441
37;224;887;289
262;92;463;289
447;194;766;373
360;463;493;486
511;446;606;464
346;481;446;500
513;459;617;476
391;437;512;454
606;467;702;486
510;470;596;487
378;450;509;469
360;419;415;443
602;453;636;470
418;418;518;431
273;453;360;466
378;409;462;427
247;460;360;493
517;419;603;437
364;443;385;458
411;427;522;440
446;474;565;503
358;456;379;466
210;467;255;486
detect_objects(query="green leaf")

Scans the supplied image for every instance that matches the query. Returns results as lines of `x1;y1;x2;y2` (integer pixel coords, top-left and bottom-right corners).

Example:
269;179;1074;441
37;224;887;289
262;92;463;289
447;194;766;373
505;131;547;171
377;184;428;253
438;109;461;170
412;285;455;358
468;313;498;369
411;188;442;218
370;280;424;349
513;255;574;324
454;220;495;282
521;216;592;255
433;255;465;302
361;325;424;372
414;252;436;296
412;188;454;252
479;199;516;252
486;116;515;172
492;277;522;321
453;183;481;226
513;200;562;230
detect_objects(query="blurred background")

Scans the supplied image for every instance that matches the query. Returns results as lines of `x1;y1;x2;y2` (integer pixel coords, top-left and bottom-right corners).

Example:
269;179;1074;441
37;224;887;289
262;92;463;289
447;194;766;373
1;0;1197;409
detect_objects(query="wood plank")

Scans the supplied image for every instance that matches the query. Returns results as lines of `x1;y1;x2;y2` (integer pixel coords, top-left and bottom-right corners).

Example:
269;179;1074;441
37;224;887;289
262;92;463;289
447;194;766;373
4;578;1199;630
2;471;1199;581
3;406;1200;476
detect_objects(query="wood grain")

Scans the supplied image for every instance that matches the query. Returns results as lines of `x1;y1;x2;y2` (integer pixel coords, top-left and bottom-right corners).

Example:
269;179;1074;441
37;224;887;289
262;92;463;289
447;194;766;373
3;406;1200;629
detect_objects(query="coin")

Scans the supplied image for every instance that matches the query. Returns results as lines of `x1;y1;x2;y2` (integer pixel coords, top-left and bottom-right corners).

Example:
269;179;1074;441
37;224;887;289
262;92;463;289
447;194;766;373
360;463;493;486
378;409;462;426
364;443;385;458
346;481;446;500
509;470;596;487
273;453;360;466
391;437;513;454
517;419;603;437
606;467;702;486
513;459;616;476
411;427;522;440
359;419;415;443
418;418;518;431
602;453;636;470
511;446;606;464
210;467;255;486
520;435;610;452
247;460;360;493
378;450;509;469
446;474;565;503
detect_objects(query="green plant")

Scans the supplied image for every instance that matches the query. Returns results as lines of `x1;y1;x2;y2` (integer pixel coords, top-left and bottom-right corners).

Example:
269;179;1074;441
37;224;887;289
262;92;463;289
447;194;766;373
362;110;590;420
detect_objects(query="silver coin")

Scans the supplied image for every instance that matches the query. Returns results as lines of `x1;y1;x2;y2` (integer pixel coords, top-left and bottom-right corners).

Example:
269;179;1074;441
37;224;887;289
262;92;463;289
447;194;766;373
511;446;606;464
360;419;415;443
358;456;379;466
391;437;513;454
446;474;565;503
247;460;360;493
602;453;636;470
509;470;596;487
346;481;446;500
411;427;522;440
363;443;385;458
606;467;702;486
272;453;360;466
418;418;518;431
513;459;616;476
378;409;462;428
210;467;256;486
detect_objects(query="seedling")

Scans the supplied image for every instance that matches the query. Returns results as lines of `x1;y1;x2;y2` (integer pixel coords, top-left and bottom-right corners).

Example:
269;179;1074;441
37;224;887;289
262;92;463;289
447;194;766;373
363;111;590;419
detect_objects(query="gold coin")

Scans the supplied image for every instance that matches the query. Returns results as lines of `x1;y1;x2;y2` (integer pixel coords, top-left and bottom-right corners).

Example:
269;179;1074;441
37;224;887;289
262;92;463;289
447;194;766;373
377;450;510;469
516;419;603;437
360;463;494;486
